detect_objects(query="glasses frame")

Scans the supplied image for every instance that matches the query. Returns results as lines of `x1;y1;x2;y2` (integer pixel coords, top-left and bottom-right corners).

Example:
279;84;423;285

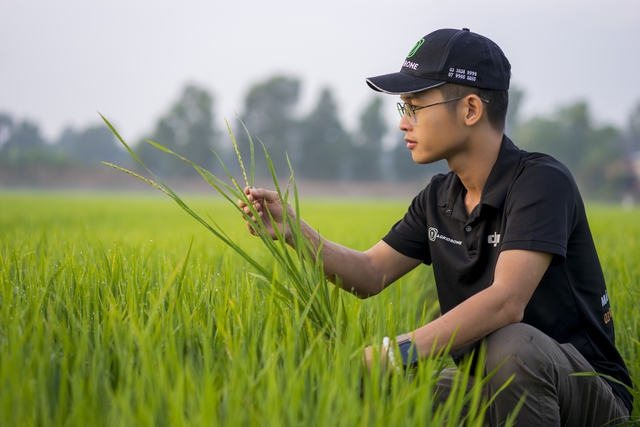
397;96;489;124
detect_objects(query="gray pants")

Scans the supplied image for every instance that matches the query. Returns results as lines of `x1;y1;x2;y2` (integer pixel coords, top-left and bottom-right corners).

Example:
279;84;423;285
437;323;630;426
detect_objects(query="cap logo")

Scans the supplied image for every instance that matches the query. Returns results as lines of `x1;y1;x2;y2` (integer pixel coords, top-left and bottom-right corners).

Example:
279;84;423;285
406;39;424;58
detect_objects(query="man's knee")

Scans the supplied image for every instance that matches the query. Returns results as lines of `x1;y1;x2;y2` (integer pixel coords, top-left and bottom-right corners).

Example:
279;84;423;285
484;323;551;382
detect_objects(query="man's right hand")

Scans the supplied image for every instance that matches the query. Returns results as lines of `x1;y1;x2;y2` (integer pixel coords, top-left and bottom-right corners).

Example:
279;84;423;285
238;186;295;242
238;187;421;297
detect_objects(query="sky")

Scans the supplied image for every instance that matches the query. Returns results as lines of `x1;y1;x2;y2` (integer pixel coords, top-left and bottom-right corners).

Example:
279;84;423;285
2;0;640;146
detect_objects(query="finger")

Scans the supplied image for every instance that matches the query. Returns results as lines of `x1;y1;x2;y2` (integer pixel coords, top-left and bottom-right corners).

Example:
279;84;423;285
239;205;257;219
242;187;257;204
246;223;256;235
238;193;255;206
250;187;269;200
240;212;255;223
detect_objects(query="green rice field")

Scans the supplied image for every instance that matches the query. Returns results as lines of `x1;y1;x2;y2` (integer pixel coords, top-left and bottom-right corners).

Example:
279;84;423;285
1;191;638;426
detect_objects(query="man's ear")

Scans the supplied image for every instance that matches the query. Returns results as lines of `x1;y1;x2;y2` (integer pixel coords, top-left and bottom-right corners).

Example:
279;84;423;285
462;95;484;126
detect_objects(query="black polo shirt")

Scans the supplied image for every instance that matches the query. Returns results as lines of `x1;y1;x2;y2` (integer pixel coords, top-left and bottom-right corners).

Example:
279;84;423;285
383;136;633;411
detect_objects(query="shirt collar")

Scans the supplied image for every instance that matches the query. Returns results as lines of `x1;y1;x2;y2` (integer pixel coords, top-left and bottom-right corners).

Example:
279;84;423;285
480;135;521;210
438;135;521;218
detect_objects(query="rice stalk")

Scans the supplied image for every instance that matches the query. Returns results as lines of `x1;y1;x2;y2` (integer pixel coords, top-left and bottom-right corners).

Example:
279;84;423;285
99;113;341;339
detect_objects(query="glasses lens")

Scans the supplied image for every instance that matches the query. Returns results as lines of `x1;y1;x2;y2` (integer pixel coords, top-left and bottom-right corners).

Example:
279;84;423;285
397;102;418;124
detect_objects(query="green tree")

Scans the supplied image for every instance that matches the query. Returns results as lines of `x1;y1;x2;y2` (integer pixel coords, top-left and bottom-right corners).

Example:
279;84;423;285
297;87;352;181
54;124;124;167
625;100;640;152
391;133;448;183
235;75;301;181
505;86;525;136
516;102;589;173
0;114;12;147
0;117;48;167
515;101;623;197
351;96;386;181
613;101;640;199
138;84;218;176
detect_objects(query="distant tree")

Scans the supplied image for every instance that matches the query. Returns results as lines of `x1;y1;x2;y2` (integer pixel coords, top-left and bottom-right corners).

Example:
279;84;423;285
610;101;640;199
137;84;218;176
0;114;12;147
391;132;448;183
581;124;623;195
351;96;386;181
53;124;124;166
235;75;301;181
297;87;352;181
505;86;525;136
516;102;588;172
515;101;624;197
0;117;48;166
514;116;562;159
625;100;640;153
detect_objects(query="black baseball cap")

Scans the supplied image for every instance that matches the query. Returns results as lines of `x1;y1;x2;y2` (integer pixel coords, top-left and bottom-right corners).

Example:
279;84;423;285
366;28;511;94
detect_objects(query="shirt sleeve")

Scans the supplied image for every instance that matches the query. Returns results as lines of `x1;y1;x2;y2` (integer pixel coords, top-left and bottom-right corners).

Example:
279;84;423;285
500;160;577;264
382;186;432;263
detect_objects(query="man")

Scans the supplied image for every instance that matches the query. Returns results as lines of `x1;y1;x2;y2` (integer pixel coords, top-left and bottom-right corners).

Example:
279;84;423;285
238;28;632;425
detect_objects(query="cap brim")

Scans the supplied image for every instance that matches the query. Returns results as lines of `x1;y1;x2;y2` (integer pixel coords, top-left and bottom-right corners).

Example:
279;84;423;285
366;72;445;94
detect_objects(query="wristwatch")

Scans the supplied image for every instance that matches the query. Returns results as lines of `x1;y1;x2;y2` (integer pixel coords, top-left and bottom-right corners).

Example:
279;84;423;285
385;334;420;371
397;339;419;369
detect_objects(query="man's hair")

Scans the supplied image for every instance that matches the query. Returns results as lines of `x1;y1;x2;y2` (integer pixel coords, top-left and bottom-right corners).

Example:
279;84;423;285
437;83;509;132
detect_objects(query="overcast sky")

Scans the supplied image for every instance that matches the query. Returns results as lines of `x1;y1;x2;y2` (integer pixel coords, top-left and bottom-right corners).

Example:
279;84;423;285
2;0;639;145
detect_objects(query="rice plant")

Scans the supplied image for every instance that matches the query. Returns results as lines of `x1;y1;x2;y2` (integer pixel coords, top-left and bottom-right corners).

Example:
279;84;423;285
2;192;638;425
101;114;347;341
4;119;639;425
92;114;511;425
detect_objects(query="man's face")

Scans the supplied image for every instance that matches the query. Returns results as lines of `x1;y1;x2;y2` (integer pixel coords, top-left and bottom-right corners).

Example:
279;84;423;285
398;88;467;165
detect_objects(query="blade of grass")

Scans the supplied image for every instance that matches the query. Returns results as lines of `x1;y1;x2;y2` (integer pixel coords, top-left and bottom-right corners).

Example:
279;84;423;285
101;113;344;340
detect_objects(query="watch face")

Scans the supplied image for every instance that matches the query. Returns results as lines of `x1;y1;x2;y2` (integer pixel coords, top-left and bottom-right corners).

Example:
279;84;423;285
398;341;419;368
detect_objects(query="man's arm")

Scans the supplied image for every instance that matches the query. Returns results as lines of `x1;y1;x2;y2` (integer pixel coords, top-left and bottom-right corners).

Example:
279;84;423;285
316;239;422;298
238;187;422;297
365;249;553;367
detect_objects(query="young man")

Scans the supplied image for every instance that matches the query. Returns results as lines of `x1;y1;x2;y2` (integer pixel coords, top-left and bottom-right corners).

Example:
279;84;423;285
238;28;633;425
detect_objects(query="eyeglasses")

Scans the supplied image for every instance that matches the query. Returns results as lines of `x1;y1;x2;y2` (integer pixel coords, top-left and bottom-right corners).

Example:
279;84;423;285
397;96;489;124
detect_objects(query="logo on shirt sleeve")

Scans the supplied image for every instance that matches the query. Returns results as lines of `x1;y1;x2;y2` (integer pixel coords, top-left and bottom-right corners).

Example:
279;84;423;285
601;290;609;306
601;290;613;324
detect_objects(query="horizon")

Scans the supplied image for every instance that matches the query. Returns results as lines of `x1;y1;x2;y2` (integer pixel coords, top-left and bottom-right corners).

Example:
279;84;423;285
2;0;639;144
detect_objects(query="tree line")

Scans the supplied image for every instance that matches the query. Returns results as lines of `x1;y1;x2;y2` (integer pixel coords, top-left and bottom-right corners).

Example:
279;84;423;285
1;75;639;199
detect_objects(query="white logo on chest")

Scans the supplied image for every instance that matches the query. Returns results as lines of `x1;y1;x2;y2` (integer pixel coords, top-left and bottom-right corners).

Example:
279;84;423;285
428;227;462;245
